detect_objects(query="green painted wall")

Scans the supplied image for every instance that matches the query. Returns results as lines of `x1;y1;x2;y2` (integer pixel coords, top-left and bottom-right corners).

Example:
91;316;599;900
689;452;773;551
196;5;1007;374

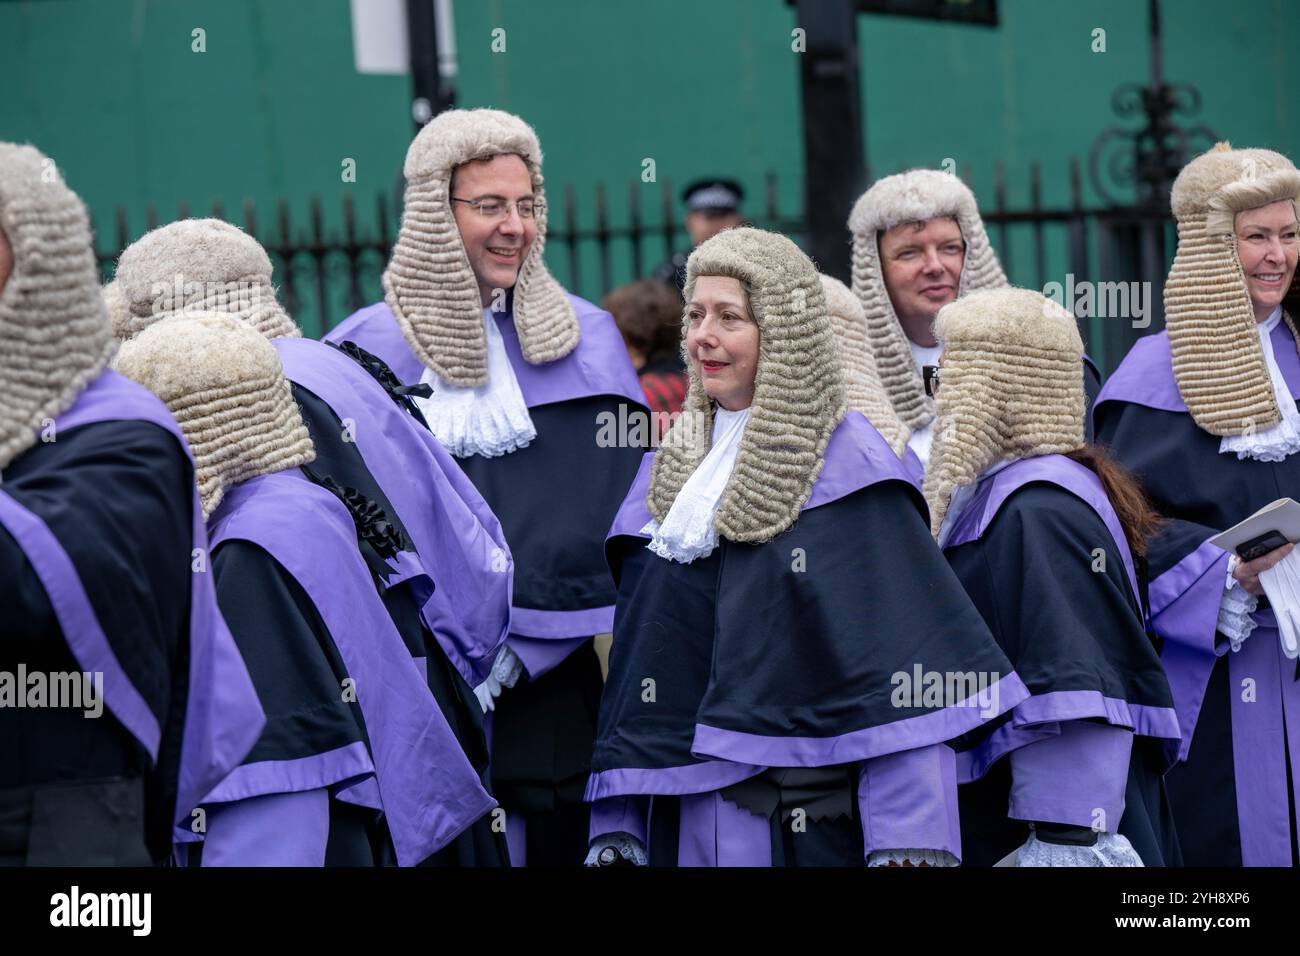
3;0;1297;322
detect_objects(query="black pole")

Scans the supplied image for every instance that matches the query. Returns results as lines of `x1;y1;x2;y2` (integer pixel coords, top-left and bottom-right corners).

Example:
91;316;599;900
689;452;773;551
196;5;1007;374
406;0;447;129
1148;0;1163;91
795;0;865;282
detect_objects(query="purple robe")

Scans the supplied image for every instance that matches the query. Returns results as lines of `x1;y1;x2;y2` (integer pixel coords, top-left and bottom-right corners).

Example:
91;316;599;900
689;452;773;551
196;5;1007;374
328;297;645;673
1095;322;1300;865
589;411;1027;865
273;337;512;688
206;470;497;866
0;369;265;850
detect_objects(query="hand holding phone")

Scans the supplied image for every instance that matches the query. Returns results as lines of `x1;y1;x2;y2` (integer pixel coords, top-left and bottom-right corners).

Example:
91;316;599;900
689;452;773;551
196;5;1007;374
1238;530;1291;562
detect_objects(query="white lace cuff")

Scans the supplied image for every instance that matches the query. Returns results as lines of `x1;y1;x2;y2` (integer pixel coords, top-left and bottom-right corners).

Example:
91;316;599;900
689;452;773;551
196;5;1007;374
472;645;524;712
584;831;648;867
492;644;523;688
1014;831;1144;867
1218;572;1259;653
866;848;959;868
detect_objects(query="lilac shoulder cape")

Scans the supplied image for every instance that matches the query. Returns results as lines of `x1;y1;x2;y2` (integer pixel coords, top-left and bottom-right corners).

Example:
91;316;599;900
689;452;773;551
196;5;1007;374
0;369;265;845
944;455;1141;600
326;294;646;410
1095;323;1300;416
272;337;512;686
592;409;1024;805
207;470;495;866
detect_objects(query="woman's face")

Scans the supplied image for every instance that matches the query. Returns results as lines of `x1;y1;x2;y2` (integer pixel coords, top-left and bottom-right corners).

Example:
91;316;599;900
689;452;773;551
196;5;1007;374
686;275;759;411
1235;200;1299;321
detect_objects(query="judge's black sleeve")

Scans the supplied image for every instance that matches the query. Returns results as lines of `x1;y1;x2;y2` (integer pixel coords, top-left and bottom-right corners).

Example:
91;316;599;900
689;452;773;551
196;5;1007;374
0;419;193;862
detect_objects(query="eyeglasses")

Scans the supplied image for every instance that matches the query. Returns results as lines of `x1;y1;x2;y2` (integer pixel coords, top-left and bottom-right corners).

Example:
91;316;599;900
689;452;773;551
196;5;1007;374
450;197;545;220
923;364;941;398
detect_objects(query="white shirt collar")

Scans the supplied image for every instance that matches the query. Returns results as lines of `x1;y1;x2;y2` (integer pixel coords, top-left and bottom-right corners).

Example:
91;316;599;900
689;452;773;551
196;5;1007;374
907;339;942;468
909;339;943;370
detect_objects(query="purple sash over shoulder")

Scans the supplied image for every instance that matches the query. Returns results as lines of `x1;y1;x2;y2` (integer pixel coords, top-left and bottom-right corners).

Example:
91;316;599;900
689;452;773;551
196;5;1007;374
326;295;646;411
0;369;265;843
496;296;647;409
208;471;495;866
273;337;511;686
805;411;922;507
1093;331;1186;414
944;455;1141;601
606;410;922;548
942;455;1181;780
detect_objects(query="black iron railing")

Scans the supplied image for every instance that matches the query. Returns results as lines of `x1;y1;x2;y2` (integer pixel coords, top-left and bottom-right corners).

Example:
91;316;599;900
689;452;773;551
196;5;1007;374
93;162;1173;375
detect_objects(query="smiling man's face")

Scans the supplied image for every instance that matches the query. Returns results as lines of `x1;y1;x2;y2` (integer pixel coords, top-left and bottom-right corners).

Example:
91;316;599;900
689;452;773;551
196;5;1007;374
450;153;538;306
879;216;965;346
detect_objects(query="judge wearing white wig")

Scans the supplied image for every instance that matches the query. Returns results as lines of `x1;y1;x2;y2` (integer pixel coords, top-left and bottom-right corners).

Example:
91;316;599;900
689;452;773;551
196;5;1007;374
1096;142;1300;866
586;227;1026;867
328;108;649;865
925;287;1182;867
0;143;262;864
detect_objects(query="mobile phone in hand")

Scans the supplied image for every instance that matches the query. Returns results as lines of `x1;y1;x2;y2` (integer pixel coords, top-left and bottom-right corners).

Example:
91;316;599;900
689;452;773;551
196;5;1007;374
1238;530;1290;562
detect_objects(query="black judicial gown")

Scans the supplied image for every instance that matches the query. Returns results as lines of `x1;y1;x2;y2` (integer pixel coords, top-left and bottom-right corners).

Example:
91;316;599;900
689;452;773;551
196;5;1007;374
1095;323;1300;867
589;413;1024;866
942;461;1182;867
0;417;191;865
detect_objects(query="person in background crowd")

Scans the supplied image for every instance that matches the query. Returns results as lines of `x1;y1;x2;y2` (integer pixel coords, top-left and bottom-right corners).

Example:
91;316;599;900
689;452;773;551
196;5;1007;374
604;278;689;427
652;178;746;294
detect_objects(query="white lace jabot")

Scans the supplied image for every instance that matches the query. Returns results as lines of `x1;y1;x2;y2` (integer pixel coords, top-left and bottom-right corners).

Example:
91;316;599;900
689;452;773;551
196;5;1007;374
1220;307;1300;463
643;406;751;563
413;309;536;458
